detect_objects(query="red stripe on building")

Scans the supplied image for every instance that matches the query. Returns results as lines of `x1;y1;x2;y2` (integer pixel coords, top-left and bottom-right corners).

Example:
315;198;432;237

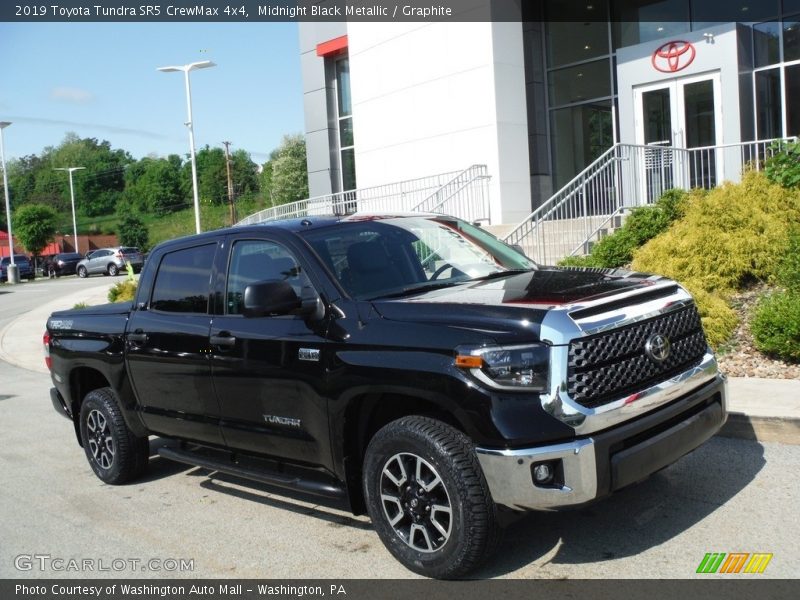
316;35;348;57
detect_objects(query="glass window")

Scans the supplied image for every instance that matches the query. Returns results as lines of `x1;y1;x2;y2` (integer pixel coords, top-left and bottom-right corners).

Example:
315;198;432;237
683;80;717;148
545;0;609;67
754;21;781;67
550;101;613;188
612;0;690;49
341;148;357;191
335;58;351;117
755;68;783;139
784;0;800;14
783;16;800;61
548;59;611;106
642;87;673;145
785;64;800;135
692;0;778;25
226;240;308;315
339;118;354;147
150;244;216;313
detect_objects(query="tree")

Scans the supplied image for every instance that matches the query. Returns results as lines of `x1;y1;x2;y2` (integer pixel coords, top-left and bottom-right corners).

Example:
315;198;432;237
116;213;149;250
263;135;308;206
122;155;186;215
13;204;58;259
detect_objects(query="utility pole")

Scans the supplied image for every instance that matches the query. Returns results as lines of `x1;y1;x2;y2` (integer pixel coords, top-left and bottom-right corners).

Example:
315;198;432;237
222;141;236;225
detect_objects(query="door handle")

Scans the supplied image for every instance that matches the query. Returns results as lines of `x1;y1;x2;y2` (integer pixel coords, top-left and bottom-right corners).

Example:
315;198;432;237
128;330;148;345
210;333;237;348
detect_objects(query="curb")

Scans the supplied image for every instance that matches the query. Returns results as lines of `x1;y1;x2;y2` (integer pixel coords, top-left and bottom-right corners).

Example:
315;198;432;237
719;412;800;445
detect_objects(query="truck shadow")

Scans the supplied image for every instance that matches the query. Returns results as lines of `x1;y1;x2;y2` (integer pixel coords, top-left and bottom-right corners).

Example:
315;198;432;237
475;434;766;578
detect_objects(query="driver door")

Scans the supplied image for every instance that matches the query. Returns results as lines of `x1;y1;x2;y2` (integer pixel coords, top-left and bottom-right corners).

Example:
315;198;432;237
209;236;333;469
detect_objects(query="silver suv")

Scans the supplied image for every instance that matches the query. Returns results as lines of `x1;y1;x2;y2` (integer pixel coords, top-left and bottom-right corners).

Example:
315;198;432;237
76;247;143;278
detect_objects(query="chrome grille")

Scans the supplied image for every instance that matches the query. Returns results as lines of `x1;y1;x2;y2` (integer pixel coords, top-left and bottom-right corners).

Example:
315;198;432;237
567;305;707;409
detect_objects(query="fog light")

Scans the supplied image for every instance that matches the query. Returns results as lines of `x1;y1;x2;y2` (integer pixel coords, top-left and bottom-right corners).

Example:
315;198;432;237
532;462;554;484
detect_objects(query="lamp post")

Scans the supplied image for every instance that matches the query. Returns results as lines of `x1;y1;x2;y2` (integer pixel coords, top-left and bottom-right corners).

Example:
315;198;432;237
0;121;19;284
54;167;85;253
157;60;216;234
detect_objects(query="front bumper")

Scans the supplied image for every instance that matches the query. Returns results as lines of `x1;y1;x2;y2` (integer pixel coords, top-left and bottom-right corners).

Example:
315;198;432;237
476;373;727;510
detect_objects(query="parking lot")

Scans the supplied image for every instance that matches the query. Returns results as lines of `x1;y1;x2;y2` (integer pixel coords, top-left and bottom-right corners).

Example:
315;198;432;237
0;277;798;579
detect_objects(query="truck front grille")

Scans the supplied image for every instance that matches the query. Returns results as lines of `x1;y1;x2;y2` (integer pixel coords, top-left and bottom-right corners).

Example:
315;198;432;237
567;304;707;409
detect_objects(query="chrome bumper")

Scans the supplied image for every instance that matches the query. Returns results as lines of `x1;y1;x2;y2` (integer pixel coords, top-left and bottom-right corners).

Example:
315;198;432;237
476;372;727;511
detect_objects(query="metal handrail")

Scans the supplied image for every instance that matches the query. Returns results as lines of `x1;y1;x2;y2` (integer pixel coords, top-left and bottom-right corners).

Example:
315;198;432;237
503;138;793;265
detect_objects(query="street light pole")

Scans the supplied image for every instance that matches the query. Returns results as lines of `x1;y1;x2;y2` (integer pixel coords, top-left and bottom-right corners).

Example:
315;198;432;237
0;121;19;284
157;60;216;234
54;167;85;253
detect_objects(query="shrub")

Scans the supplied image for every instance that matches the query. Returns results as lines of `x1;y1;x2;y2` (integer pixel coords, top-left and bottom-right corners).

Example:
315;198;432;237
751;291;800;361
776;229;800;290
765;140;800;189
558;254;602;268
632;172;800;291
72;302;88;310
108;280;138;303
680;283;739;349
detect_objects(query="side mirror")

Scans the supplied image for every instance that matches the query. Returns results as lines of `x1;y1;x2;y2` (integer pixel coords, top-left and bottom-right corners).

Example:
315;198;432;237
243;280;301;318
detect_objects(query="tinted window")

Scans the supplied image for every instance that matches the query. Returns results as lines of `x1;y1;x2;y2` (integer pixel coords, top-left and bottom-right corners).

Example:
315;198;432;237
120;247;139;254
226;240;309;315
151;244;216;313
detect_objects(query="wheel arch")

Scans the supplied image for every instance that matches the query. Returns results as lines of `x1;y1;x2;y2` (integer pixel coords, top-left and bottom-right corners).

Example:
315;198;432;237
338;390;469;515
68;367;114;446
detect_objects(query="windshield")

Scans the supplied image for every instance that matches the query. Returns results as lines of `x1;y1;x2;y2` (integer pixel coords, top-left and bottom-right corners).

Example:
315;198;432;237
300;215;536;300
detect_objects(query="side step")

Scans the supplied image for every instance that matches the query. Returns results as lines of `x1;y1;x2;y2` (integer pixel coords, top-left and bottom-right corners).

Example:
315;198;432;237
157;446;346;500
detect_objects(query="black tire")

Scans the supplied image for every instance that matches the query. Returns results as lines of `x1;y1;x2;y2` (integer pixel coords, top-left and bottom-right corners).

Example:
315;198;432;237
363;416;501;579
107;263;119;276
77;266;88;278
79;388;149;485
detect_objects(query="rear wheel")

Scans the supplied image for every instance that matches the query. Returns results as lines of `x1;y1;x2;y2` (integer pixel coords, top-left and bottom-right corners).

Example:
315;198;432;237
79;388;149;484
363;416;500;579
107;263;119;276
77;266;87;278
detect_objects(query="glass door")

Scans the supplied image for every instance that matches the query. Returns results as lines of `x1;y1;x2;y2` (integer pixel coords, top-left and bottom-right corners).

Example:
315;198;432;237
634;72;722;197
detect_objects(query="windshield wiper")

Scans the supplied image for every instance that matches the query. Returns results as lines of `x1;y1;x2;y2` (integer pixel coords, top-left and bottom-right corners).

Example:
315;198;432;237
368;280;465;300
472;269;531;281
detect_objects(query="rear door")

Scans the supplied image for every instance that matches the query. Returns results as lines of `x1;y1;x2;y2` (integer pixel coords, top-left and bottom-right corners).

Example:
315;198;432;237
88;249;112;274
125;240;224;445
209;234;333;468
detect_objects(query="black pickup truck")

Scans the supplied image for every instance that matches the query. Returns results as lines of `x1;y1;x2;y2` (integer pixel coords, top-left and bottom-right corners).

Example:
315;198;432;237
46;213;726;578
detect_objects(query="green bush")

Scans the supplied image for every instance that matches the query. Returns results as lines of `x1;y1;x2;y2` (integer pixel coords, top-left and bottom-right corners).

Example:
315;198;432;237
751;291;800;361
776;229;800;290
765;140;800;189
557;189;687;268
633;172;800;291
108;280;138;303
680;283;739;349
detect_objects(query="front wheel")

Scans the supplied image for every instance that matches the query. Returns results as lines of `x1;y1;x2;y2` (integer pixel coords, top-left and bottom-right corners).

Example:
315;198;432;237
79;388;149;484
363;416;500;579
77;266;88;278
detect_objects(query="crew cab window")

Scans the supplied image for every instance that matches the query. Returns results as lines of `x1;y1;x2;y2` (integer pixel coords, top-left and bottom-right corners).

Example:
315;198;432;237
226;240;309;315
150;244;216;313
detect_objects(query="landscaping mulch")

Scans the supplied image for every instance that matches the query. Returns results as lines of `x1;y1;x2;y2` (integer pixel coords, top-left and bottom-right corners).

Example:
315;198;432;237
716;285;800;379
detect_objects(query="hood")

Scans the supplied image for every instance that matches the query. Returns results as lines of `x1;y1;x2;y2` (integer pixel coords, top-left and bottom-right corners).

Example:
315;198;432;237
371;267;667;339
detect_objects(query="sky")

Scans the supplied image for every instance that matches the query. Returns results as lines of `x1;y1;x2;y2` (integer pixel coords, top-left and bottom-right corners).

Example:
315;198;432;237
0;22;304;164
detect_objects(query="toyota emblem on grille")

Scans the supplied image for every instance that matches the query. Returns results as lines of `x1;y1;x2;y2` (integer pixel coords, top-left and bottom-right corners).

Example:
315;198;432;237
645;333;671;363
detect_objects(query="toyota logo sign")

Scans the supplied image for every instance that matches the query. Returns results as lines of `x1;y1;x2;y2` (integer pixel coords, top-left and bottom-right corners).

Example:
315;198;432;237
645;333;671;363
651;41;696;73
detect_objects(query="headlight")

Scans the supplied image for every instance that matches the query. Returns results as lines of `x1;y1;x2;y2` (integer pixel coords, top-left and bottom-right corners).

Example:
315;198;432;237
455;344;549;391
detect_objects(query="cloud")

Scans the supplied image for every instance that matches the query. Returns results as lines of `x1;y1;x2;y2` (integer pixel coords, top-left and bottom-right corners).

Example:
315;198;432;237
7;116;172;141
50;86;94;104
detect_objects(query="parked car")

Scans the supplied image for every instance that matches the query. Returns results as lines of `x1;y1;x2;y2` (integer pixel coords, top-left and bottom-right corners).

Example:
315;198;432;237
76;247;143;278
0;255;34;281
46;214;726;578
50;252;84;277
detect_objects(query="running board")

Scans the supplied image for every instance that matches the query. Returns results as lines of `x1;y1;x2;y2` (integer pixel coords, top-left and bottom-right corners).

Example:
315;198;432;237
157;446;346;500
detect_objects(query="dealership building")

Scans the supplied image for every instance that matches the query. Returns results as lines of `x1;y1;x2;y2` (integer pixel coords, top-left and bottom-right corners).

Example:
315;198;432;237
298;0;800;228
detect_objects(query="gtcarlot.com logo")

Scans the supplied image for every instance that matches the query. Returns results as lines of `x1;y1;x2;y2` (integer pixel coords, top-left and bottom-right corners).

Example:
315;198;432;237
14;554;195;573
696;552;773;574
